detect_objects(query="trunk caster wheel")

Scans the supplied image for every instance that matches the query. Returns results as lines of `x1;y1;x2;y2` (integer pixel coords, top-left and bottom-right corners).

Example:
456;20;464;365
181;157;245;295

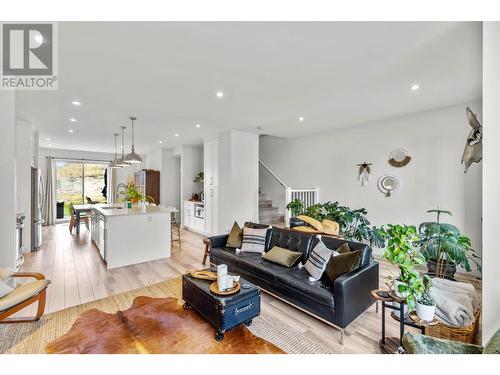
183;302;191;310
215;331;224;341
244;320;253;327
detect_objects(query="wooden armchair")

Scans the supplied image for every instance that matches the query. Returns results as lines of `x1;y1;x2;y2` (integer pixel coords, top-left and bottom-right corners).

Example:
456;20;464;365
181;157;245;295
0;272;50;323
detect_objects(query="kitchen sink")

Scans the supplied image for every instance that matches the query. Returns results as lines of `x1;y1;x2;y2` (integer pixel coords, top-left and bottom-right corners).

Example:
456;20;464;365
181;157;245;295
100;206;124;210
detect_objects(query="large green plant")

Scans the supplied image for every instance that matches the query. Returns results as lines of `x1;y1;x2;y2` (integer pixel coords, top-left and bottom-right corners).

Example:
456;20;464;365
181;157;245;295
418;208;481;277
379;224;430;310
286;199;305;218
120;182;154;203
304;201;384;247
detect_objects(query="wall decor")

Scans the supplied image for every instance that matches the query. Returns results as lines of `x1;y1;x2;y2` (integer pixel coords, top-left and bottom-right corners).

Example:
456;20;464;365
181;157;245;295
461;106;482;173
357;162;372;186
388;147;411;167
377;174;400;197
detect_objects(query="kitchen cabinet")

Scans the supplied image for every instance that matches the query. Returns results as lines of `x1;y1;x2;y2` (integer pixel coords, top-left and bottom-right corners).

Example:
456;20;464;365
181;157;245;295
204;187;218;235
91;209;106;259
184;201;194;229
204;137;218;187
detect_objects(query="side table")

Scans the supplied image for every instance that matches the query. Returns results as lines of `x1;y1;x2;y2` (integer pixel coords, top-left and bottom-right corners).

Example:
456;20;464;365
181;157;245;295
371;289;438;354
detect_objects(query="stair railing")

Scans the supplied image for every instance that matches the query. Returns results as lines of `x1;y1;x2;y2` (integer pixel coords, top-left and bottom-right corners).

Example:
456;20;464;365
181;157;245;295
259;159;319;226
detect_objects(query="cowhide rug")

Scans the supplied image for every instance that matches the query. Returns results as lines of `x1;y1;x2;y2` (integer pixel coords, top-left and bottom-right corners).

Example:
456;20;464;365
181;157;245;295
45;296;284;354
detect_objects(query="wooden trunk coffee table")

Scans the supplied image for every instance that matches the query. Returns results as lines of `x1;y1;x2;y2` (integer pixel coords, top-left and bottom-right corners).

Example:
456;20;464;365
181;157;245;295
182;270;261;341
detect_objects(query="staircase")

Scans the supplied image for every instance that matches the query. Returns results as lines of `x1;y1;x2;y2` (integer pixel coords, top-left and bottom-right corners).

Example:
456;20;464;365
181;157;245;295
259;189;285;226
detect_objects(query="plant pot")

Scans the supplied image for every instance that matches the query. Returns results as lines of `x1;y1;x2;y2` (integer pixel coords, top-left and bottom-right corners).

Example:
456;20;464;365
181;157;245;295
427;259;457;279
415;301;436;321
289;217;306;228
392;302;409;319
393;279;409;298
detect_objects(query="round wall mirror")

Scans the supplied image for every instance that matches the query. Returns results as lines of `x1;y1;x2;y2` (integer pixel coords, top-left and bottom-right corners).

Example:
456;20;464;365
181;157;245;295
378;174;400;197
388;147;411;167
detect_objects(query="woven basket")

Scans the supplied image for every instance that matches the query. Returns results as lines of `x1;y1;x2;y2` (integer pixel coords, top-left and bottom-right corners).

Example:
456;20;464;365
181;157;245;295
424;309;480;344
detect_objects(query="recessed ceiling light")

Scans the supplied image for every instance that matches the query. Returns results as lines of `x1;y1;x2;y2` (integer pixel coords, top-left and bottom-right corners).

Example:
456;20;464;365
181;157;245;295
216;91;224;98
174;133;179;137
71;100;82;106
68;129;75;133
299;117;304;122
411;84;420;91
158;140;163;144
45;137;51;141
69;118;77;122
196;124;201;128
48;144;52;147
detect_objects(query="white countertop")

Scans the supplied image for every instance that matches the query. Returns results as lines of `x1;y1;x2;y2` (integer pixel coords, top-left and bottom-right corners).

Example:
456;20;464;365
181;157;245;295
93;204;177;217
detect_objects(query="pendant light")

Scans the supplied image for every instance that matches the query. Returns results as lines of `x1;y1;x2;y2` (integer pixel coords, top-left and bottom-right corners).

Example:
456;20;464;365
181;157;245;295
109;133;122;169
124;116;143;164
116;126;130;167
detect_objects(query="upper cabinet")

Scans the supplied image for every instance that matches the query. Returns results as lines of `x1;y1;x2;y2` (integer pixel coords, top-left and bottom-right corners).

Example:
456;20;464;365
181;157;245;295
204;137;218;187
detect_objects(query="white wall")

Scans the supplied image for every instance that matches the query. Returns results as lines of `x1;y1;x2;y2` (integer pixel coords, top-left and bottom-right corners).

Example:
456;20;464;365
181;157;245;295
0;91;17;269
260;102;482;268
218;130;259;233
482;21;500;344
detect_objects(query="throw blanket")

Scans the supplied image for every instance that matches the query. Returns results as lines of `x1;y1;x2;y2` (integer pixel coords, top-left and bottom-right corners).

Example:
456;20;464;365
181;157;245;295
429;278;478;327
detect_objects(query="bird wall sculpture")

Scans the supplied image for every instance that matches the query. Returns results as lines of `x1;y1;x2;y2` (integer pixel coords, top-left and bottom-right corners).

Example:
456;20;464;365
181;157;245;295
461;106;482;174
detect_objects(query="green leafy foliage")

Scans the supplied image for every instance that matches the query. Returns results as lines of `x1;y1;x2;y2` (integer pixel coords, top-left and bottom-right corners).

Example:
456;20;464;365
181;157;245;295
379;224;431;310
304;201;385;247
418;210;481;277
286;198;305;218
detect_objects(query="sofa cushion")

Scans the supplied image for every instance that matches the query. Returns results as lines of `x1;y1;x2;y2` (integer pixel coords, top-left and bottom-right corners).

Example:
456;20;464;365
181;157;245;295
226;221;243;248
276;268;335;308
325;250;361;283
210;247;257;267
237;255;290;284
303;240;334;280
268;227;313;262
262;246;303;268
315;236;372;267
241;227;268;253
337;242;351;254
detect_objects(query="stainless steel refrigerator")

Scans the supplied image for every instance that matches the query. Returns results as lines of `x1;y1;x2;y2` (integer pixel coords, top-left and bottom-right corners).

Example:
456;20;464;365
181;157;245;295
31;167;44;251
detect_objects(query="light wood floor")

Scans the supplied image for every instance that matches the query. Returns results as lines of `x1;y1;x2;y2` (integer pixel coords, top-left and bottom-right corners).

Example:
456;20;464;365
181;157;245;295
18;223;482;354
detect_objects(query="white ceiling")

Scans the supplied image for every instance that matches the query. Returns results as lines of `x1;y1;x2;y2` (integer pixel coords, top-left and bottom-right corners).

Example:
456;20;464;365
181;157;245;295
16;21;482;153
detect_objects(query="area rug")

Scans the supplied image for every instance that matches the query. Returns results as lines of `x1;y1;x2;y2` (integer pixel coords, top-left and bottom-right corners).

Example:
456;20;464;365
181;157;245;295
0;277;333;354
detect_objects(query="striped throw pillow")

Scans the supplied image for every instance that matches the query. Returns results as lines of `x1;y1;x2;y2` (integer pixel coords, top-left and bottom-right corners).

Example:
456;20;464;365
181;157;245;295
304;240;335;281
240;227;268;253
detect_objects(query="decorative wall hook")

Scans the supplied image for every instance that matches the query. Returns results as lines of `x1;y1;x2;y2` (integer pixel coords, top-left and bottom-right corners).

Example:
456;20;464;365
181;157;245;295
357;163;372;187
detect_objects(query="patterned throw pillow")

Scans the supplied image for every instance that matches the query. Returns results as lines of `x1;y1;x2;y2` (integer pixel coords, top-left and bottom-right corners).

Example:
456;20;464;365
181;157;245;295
303;240;334;281
240;227;268;253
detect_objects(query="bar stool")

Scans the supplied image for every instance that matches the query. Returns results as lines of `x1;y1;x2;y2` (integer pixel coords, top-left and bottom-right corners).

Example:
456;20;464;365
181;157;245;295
171;211;181;251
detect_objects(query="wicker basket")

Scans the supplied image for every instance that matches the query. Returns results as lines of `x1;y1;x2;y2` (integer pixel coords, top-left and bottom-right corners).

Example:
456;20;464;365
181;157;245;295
424;309;480;344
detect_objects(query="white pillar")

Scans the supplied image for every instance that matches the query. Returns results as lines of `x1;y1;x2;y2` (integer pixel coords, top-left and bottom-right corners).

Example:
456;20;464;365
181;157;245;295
0;91;17;269
483;21;500;344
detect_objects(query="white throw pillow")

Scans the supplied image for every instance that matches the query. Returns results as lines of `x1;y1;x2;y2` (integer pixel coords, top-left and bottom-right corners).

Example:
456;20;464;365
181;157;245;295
240;227;268;253
303;237;335;281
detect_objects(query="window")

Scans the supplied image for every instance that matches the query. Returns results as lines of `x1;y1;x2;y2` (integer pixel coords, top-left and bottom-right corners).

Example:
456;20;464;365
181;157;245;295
55;160;108;219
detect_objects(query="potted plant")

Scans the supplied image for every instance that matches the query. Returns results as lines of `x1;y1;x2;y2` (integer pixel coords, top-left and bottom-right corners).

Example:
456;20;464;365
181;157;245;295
304;201;385;247
418;208;481;279
415;289;436;322
286;199;305;227
120;182;154;205
379;224;426;316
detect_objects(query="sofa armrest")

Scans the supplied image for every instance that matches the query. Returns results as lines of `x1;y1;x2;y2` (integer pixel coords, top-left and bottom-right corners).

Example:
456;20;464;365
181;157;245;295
402;332;483;354
210;234;229;249
333;261;379;328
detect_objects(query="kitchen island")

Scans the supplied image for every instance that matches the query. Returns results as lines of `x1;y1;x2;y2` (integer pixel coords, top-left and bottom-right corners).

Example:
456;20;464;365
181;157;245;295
91;204;175;269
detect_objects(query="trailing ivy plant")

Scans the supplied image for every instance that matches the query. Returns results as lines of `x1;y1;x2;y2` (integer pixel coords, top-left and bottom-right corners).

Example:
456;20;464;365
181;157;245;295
304;201;385;247
379;224;429;310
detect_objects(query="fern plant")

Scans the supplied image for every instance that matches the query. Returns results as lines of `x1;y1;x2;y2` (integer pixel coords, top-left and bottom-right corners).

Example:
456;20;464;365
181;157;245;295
418;208;481;278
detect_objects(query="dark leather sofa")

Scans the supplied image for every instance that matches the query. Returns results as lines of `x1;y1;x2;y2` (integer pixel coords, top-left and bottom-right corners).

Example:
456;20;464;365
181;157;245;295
209;224;379;343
